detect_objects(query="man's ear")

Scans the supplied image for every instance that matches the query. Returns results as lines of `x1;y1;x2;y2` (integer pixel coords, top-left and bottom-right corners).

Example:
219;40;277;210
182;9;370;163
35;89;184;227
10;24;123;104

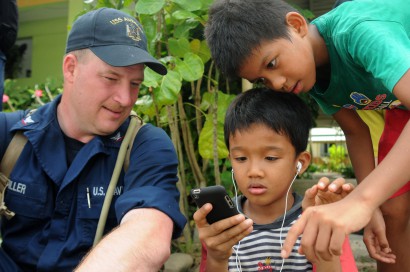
285;12;309;37
62;53;77;83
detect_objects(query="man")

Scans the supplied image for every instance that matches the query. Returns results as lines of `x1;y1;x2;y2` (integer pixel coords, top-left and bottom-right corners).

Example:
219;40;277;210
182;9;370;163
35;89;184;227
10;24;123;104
0;0;18;111
0;8;186;271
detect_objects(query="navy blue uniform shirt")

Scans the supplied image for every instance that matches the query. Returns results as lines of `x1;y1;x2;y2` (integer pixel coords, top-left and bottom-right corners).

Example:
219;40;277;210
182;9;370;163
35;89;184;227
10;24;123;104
0;96;186;271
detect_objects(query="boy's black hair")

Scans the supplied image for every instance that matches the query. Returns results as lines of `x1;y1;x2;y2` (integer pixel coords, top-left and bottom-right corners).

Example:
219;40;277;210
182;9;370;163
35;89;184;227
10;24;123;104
224;88;313;155
205;0;298;78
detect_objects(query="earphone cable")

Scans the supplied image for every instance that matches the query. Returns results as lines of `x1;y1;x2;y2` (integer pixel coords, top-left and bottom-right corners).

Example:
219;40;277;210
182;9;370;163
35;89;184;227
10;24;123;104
231;169;299;272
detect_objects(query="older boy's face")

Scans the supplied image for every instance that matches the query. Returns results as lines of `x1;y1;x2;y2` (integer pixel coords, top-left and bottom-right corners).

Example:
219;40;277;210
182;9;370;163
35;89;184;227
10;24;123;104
229;123;301;217
238;33;316;94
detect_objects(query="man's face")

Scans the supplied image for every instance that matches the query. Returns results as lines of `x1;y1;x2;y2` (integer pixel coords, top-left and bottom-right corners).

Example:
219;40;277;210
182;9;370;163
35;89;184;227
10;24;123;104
238;33;317;94
63;51;144;140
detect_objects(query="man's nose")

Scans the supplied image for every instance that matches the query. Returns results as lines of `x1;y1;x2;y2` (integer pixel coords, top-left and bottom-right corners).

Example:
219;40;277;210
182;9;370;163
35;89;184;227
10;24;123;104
113;85;134;107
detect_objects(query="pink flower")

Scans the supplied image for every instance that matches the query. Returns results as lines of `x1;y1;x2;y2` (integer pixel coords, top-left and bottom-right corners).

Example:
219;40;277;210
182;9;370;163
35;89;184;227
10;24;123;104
35;89;43;97
2;94;9;103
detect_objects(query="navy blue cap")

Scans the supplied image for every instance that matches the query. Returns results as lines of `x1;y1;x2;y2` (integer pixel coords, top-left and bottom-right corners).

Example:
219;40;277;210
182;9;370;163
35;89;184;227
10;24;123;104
65;8;167;75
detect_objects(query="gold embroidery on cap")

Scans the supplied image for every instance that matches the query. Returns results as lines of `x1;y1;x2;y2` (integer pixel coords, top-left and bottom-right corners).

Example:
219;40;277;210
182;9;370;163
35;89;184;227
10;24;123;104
126;22;142;41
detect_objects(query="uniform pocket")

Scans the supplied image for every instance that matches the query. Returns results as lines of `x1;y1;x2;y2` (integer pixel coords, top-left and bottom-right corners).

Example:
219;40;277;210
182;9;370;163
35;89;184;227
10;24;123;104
4;179;51;219
77;190;118;244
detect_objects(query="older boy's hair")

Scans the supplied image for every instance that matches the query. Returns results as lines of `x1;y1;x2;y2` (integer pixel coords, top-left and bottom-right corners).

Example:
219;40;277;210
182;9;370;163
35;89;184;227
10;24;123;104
224;88;313;154
205;0;298;78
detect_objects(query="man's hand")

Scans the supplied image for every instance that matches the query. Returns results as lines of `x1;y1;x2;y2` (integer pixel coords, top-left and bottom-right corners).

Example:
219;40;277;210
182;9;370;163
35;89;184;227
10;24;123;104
281;196;373;263
193;203;253;262
302;177;355;210
363;208;396;263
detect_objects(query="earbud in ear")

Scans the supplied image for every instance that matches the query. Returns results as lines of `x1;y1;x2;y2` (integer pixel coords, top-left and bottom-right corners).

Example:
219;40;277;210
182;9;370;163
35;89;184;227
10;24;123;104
296;161;302;173
231;169;234;174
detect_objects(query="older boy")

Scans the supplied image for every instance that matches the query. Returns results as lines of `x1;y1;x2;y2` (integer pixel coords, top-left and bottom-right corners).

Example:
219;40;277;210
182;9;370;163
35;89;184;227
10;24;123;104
205;0;409;271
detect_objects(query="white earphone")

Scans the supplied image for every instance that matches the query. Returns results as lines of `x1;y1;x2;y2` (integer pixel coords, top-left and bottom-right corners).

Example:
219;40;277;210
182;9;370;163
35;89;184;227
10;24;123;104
296;161;302;174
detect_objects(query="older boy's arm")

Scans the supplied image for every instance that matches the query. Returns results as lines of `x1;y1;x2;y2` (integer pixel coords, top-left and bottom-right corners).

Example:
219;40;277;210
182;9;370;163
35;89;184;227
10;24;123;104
193;203;253;272
335;110;397;263
282;71;410;262
75;208;173;272
334;109;375;184
315;258;342;272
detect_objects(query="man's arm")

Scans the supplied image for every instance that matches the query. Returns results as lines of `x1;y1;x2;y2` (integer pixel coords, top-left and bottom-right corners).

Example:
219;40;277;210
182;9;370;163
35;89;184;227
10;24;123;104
75;208;173;272
282;70;410;262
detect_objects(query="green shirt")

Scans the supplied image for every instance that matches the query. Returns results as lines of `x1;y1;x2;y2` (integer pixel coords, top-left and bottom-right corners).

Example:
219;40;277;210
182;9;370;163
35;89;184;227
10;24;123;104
310;0;410;115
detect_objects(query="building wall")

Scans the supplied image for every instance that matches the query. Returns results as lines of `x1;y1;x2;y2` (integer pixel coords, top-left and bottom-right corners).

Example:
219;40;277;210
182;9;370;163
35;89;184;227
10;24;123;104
14;0;81;87
17;16;67;87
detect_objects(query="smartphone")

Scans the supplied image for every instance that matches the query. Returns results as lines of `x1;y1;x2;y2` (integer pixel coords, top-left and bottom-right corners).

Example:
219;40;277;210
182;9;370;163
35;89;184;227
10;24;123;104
190;185;239;224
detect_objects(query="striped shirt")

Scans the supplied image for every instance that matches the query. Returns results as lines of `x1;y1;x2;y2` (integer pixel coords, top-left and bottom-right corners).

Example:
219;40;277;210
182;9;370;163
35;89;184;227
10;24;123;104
228;194;312;272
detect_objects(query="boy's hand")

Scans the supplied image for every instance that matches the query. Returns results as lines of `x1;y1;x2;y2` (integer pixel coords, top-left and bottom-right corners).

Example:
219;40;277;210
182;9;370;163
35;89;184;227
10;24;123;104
193;203;253;262
363;208;396;263
281;197;373;262
302;177;355;210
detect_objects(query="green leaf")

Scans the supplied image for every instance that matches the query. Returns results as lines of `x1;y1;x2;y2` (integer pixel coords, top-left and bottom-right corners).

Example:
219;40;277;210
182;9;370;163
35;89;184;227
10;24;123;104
200;0;214;10
190;39;211;64
139;15;156;39
198;91;236;159
175;52;204;82
200;92;212;112
174;21;199;39
135;0;165;15
198;115;228;159
143;68;162;88
201;91;236;122
168;38;191;58
154;70;182;106
172;10;199;20
171;0;202;11
135;94;156;118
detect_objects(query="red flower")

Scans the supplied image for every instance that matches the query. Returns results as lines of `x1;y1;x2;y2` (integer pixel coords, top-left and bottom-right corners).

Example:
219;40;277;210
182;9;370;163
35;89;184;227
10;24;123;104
35;89;43;97
2;94;9;103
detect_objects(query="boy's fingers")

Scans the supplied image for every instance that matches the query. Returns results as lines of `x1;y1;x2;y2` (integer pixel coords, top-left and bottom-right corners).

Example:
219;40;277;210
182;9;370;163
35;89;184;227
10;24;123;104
211;218;253;244
297;215;321;263
193;203;213;227
365;239;396;263
312;223;332;261
328;229;345;256
327;177;347;193
317;177;330;190
281;212;307;258
304;185;317;199
342;183;355;193
211;214;248;234
302;185;317;210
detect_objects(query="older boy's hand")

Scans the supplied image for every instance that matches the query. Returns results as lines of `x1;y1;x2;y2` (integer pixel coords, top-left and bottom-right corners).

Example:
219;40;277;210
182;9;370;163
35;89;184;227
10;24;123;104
281;197;373;262
302;177;355;210
193;203;253;262
363;208;396;263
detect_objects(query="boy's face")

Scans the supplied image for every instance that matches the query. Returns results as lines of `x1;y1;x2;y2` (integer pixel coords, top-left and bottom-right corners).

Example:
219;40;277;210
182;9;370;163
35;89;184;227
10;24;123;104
229;123;308;215
238;31;317;94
